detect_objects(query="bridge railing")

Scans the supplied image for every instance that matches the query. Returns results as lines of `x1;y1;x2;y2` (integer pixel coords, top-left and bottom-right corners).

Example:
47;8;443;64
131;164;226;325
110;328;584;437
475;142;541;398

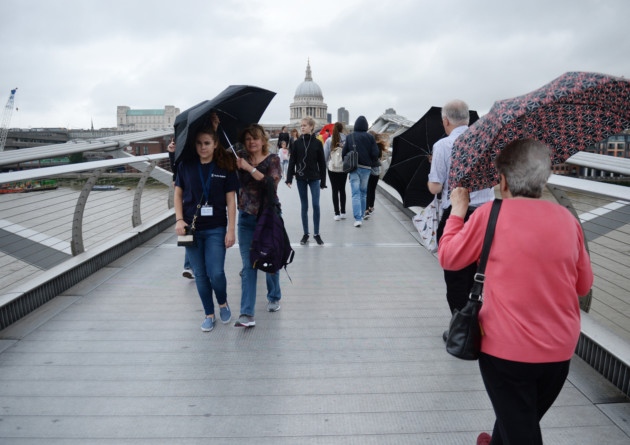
0;152;175;329
1;142;629;396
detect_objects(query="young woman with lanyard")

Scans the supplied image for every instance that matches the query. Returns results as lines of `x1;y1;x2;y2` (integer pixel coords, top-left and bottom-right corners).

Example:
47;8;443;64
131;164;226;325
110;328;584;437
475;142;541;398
173;120;239;332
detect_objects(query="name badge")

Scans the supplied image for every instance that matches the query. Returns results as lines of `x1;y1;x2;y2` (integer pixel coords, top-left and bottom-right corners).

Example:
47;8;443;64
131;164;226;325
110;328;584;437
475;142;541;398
201;205;214;216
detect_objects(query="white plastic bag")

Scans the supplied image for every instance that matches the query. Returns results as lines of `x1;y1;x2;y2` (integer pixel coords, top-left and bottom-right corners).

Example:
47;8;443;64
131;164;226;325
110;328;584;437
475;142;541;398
413;196;441;253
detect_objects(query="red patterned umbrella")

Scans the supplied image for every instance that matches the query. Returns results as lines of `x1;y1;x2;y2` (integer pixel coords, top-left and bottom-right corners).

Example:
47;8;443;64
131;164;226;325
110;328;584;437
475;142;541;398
449;72;630;192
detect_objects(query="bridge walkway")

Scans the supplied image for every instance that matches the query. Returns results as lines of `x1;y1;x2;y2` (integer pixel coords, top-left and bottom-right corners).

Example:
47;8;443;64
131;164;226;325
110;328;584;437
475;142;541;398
0;181;629;444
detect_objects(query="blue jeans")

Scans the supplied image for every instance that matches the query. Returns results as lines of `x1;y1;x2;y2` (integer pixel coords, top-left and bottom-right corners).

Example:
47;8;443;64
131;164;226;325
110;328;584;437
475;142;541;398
281;160;289;178
185;227;228;317
349;168;371;221
296;178;321;235
238;211;281;316
183;251;191;270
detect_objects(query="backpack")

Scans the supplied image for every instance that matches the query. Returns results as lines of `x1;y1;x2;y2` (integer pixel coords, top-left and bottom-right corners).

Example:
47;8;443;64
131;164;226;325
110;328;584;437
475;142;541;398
250;178;295;275
328;145;344;172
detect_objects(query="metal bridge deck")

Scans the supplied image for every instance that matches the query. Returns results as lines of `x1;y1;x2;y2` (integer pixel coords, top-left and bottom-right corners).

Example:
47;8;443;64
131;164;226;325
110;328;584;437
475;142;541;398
0;183;629;444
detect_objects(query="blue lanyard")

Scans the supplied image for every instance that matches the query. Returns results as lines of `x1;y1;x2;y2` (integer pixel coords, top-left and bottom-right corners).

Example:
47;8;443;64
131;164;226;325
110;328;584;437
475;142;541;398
197;162;215;204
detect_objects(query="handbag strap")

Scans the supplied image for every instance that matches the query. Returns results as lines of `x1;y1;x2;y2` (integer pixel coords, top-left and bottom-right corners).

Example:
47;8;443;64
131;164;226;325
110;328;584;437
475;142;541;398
469;199;503;300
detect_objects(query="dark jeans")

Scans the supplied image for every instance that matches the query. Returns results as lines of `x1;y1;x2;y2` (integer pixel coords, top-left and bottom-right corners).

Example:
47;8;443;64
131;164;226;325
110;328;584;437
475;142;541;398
479;353;570;445
366;173;379;210
327;170;348;216
436;205;478;313
296;178;321;235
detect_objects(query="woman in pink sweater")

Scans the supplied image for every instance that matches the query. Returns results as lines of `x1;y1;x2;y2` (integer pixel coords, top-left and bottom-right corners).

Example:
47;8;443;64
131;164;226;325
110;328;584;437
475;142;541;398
439;139;593;445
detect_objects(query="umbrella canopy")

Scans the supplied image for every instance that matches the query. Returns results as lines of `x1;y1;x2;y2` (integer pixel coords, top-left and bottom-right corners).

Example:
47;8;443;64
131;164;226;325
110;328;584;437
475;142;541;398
318;123;334;141
450;72;630;192
383;106;479;207
175;85;276;163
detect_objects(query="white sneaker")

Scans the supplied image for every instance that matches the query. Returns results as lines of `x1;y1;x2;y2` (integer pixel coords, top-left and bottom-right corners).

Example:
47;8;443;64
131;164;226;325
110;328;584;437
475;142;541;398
334;215;341;221
353;221;362;227
182;268;194;279
340;213;347;219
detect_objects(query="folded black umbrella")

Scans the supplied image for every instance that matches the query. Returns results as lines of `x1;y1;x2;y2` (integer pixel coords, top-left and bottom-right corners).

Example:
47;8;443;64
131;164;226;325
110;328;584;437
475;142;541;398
384;106;478;207
174;85;276;163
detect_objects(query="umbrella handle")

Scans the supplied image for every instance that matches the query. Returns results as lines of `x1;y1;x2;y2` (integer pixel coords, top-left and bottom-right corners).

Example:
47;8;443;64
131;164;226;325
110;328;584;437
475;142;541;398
219;126;238;158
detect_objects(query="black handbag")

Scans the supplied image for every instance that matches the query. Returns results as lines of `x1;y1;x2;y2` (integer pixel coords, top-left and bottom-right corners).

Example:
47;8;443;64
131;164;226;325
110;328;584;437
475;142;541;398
342;135;358;173
446;199;502;360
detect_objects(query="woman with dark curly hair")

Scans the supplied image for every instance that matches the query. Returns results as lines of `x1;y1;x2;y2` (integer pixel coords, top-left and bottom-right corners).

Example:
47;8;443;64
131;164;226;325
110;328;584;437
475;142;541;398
173;118;239;333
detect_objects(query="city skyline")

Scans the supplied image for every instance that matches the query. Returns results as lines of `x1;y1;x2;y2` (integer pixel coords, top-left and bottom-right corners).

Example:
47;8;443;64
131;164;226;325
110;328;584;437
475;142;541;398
2;0;629;129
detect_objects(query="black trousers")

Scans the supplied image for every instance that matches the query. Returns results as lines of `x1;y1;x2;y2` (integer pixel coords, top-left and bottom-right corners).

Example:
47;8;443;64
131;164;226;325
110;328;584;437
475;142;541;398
328;170;348;216
436;205;478;313
366;173;379;210
479;353;570;445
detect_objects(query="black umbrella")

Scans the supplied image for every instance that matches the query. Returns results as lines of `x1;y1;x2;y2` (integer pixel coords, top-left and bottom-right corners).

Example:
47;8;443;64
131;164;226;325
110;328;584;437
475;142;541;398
383;154;433;208
383;106;479;207
174;85;276;163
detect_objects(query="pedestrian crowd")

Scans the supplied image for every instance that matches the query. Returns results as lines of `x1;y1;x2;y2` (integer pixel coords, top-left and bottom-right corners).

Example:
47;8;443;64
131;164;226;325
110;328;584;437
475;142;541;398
169;104;593;445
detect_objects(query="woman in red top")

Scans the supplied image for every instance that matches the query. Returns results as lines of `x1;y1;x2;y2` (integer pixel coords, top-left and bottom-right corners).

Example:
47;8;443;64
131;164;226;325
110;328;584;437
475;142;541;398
439;139;593;445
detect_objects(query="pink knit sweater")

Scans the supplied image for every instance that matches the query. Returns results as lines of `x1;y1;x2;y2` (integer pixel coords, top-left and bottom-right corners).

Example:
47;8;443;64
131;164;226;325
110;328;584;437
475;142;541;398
439;199;593;363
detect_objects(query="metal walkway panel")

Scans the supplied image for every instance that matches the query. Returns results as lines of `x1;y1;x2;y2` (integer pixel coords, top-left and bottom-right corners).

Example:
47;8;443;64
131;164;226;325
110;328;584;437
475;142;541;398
0;182;628;443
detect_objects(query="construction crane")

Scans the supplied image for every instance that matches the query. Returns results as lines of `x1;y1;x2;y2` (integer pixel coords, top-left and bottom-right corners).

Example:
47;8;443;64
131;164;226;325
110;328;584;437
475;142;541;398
0;87;18;152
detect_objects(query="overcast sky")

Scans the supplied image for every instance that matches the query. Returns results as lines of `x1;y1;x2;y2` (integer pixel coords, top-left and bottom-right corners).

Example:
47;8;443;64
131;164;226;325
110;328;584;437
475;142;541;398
1;0;629;130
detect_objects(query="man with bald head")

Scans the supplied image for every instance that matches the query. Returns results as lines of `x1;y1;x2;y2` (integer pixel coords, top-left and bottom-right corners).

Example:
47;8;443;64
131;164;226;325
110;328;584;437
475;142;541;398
427;100;495;340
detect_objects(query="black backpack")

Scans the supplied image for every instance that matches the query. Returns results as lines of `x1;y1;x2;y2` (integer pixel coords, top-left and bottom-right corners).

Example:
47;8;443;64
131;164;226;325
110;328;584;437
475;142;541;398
250;178;295;275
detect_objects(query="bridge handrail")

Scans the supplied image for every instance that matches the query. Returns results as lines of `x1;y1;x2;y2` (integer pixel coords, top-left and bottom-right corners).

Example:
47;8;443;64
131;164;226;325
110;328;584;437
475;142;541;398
0;129;173;167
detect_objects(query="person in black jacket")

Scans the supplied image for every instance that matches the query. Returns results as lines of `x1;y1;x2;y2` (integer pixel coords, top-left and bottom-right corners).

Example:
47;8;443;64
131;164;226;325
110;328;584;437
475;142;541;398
285;116;327;245
342;116;379;227
277;126;290;150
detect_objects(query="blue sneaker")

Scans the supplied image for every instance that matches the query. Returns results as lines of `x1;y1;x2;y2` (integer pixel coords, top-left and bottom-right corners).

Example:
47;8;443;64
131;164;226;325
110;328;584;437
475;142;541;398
200;317;214;332
219;304;231;324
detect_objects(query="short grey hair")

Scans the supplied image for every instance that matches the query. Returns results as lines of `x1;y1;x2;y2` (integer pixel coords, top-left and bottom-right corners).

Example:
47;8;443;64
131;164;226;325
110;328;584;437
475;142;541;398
495;139;552;198
442;100;469;126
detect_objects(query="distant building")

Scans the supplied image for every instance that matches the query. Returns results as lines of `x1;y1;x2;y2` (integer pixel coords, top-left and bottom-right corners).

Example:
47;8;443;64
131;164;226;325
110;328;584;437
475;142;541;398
337;107;350;125
577;131;630;179
117;105;180;131
290;60;328;127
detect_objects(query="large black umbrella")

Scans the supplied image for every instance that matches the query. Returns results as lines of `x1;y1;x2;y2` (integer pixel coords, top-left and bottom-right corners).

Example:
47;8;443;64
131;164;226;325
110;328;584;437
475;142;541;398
383;106;479;207
174;85;276;163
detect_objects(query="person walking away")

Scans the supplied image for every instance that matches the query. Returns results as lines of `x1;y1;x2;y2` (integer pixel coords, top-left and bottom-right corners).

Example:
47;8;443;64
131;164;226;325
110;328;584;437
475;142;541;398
427;100;495;340
323;122;348;221
234;124;284;327
173;123;238;332
277;125;290;151
365;131;389;219
279;140;290;178
342;115;379;227
288;128;299;155
285;116;327;245
439;139;593;445
167;138;196;279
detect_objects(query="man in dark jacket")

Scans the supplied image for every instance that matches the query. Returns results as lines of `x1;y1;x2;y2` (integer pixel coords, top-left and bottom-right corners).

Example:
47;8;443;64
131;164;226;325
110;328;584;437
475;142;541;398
342;116;379;227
